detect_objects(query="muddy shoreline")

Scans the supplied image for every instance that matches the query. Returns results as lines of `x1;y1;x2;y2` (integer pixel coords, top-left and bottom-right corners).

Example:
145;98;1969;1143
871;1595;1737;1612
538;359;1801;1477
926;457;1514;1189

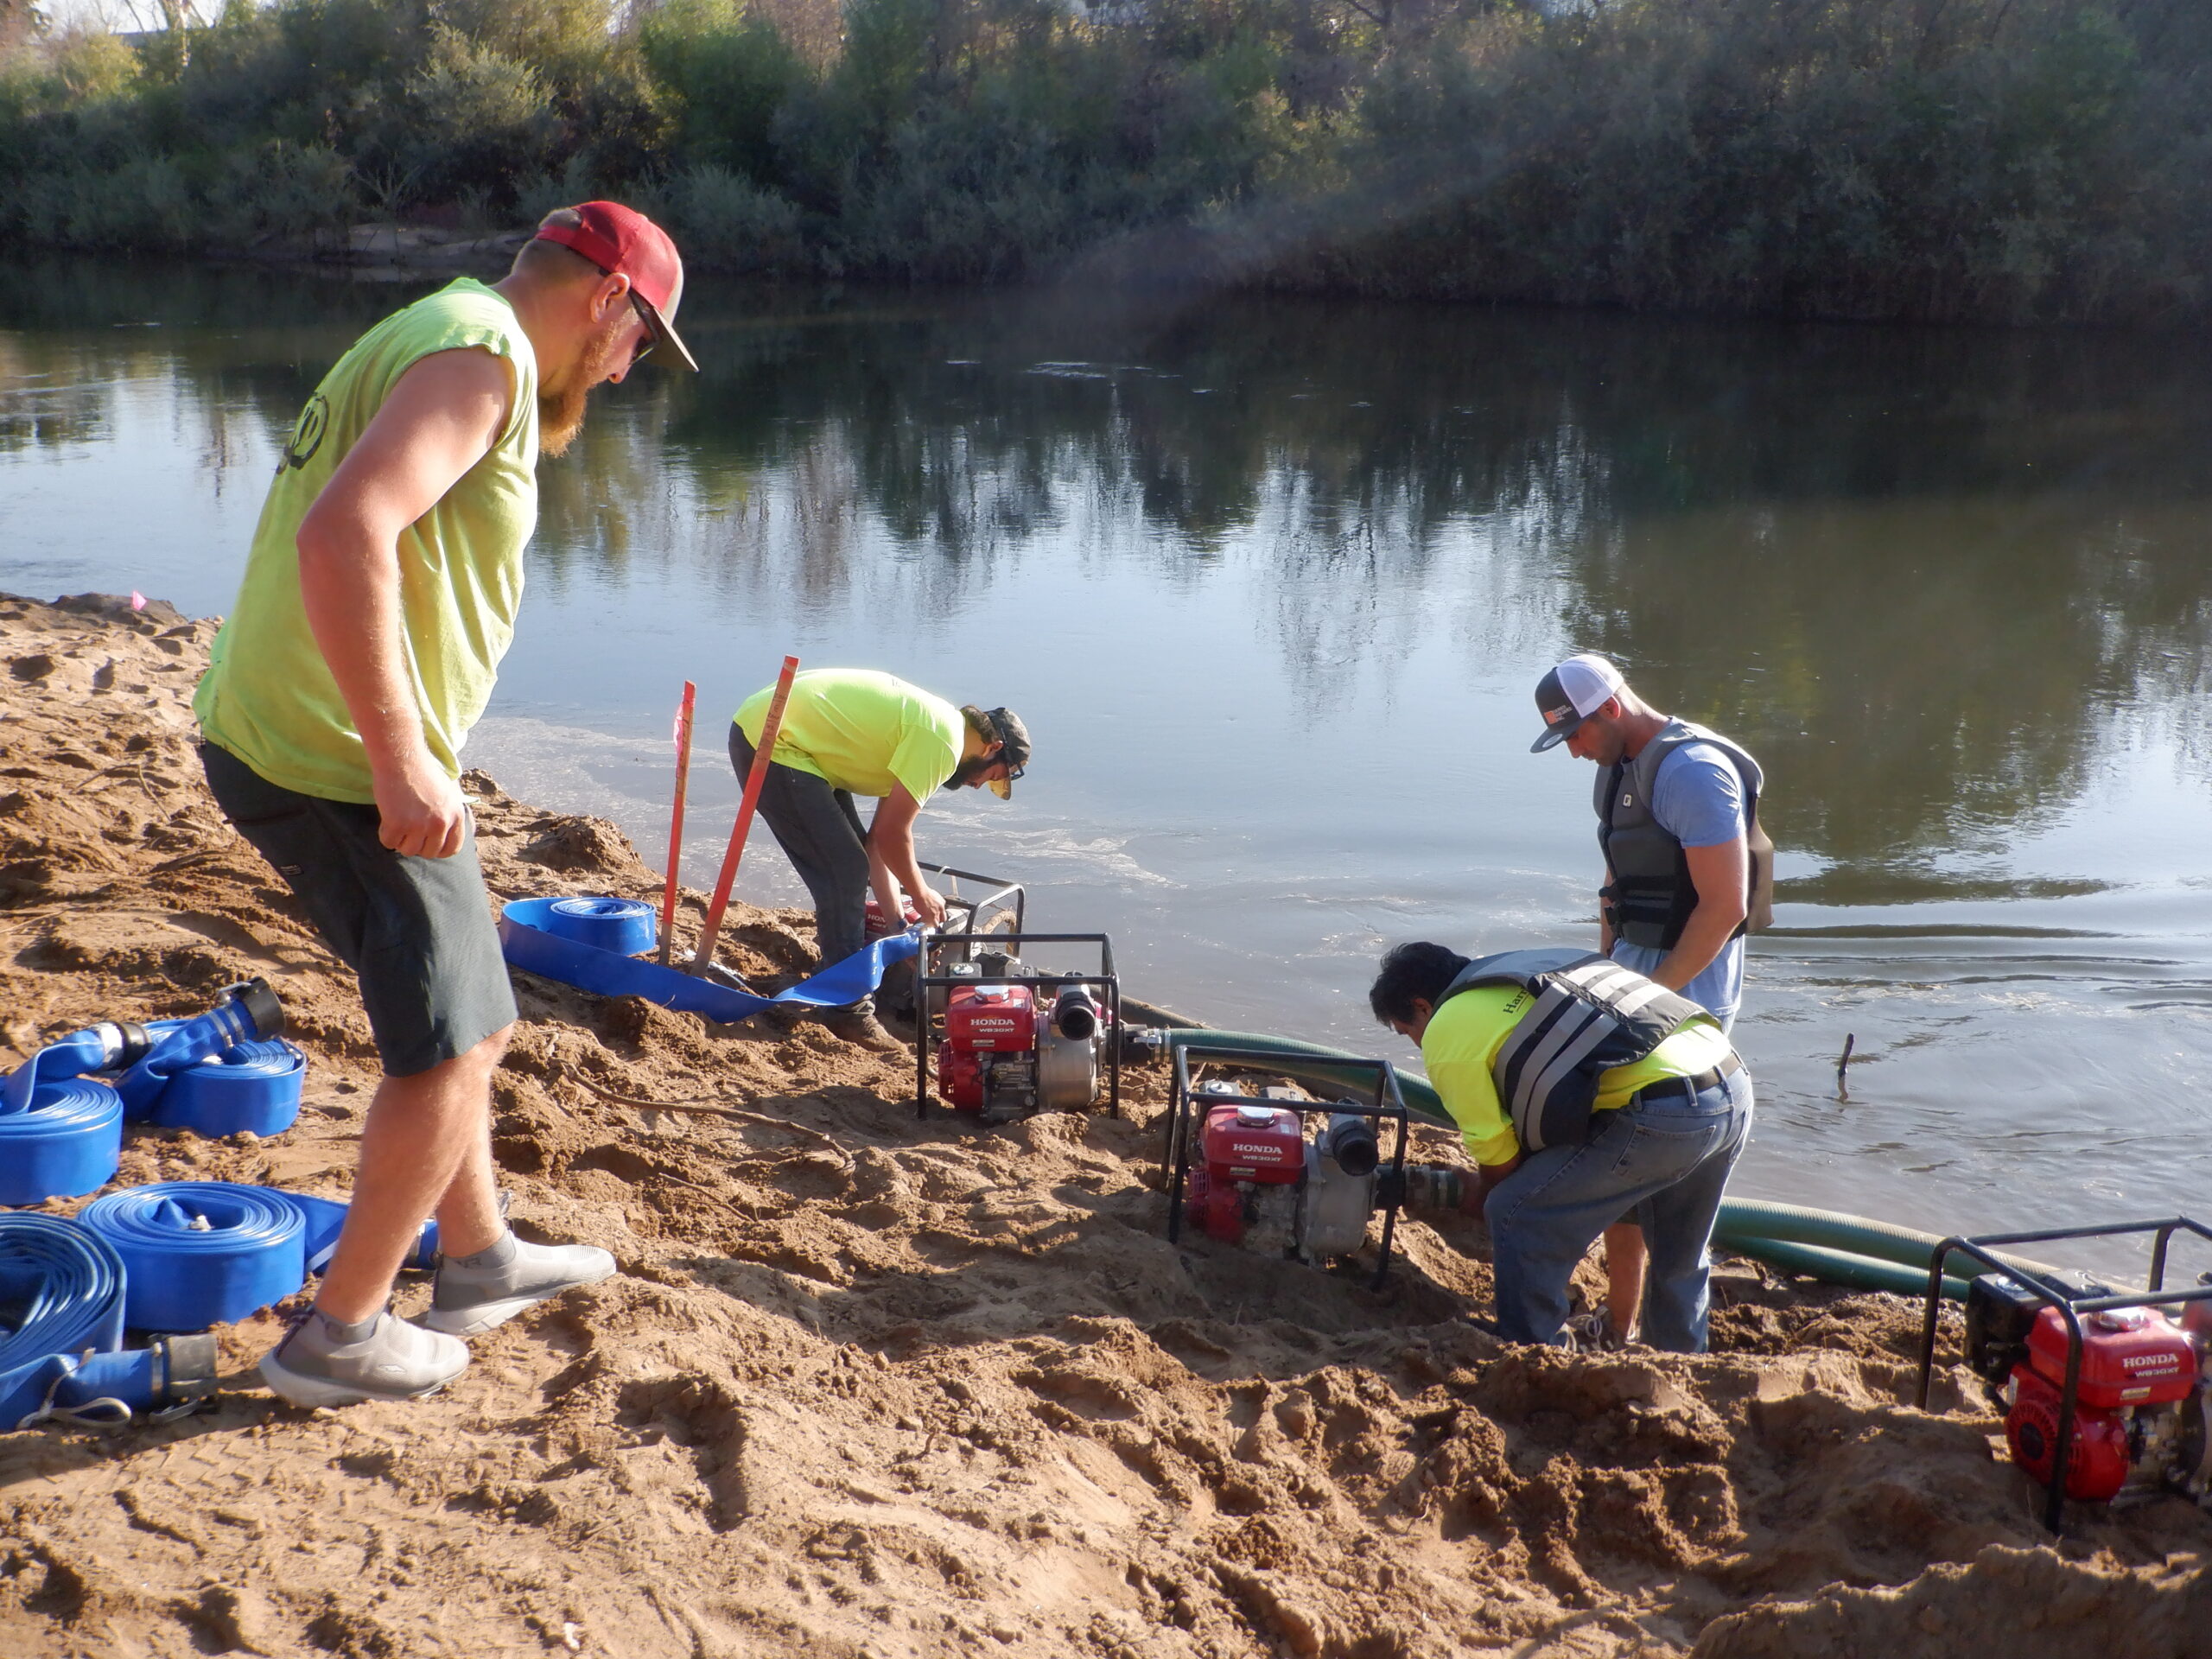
0;594;2204;1657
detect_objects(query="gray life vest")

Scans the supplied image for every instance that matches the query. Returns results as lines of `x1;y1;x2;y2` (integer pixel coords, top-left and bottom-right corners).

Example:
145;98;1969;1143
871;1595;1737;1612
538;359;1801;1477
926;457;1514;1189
1436;948;1709;1154
1594;719;1774;951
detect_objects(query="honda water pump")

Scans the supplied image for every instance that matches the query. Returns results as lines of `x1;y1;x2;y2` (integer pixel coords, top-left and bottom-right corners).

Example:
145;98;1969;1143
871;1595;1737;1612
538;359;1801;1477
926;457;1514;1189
1162;1043;1411;1287
1969;1275;2212;1510
912;918;1122;1125
1916;1217;2212;1531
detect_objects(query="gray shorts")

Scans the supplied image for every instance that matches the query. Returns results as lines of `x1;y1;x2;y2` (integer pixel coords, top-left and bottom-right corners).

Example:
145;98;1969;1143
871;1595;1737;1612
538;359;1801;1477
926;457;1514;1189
200;743;518;1077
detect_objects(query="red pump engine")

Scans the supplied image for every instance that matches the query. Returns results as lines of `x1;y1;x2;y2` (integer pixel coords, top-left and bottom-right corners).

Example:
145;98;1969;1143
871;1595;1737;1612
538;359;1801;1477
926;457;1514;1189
1185;1102;1308;1249
1180;1091;1385;1264
2000;1303;2212;1505
937;976;1108;1124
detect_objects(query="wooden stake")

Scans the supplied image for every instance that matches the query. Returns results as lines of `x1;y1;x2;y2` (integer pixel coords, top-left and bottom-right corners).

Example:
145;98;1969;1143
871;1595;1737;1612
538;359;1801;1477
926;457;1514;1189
690;655;800;976
656;680;697;966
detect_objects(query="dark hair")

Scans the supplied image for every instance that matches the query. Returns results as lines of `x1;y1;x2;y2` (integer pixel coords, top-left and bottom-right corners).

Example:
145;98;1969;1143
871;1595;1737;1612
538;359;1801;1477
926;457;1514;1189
1369;942;1471;1025
961;703;1031;769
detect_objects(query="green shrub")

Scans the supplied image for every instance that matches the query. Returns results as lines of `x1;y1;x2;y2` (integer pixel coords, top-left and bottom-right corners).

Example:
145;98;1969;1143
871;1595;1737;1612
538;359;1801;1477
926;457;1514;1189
376;24;560;203
0;0;2206;321
649;161;808;273
640;0;804;181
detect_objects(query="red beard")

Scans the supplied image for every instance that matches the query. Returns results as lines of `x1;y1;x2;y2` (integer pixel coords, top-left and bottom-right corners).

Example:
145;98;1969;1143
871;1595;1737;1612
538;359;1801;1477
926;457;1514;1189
537;310;632;457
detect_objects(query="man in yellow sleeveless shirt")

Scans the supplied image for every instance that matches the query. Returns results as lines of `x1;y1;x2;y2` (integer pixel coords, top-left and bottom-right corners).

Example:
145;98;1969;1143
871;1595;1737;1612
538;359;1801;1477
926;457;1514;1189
194;203;696;1407
1370;941;1751;1351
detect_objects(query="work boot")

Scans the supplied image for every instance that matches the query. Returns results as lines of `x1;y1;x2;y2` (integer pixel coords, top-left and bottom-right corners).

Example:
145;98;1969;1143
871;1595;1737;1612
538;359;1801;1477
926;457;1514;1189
259;1308;468;1408
818;1003;907;1053
423;1231;618;1338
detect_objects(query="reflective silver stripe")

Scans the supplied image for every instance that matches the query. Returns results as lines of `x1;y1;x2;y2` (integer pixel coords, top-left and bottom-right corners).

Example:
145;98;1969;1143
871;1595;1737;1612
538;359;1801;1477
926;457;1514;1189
1522;1012;1619;1126
1494;984;1572;1071
1495;986;1576;1103
1560;960;1637;995
1506;1001;1607;1124
1608;979;1677;1019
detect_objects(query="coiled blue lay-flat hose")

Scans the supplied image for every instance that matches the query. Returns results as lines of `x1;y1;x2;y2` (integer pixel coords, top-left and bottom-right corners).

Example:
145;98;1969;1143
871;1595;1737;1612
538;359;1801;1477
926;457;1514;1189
70;1182;439;1332
125;1021;307;1140
77;1184;309;1333
543;895;658;957
0;1211;126;1362
0;988;308;1205
0;1185;436;1433
0;1032;130;1204
0;1212;178;1430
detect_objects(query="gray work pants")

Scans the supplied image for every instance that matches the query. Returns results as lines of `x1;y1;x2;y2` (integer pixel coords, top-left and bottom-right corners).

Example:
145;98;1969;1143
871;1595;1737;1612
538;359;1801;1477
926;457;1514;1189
728;724;874;991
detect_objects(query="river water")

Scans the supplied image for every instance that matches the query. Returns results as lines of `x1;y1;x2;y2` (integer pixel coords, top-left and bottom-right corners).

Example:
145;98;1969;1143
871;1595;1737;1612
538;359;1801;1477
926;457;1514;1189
3;258;2209;1280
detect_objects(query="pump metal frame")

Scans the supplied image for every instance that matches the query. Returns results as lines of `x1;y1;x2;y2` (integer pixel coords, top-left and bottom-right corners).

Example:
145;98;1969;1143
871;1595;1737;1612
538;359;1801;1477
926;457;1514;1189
912;862;1027;938
1912;1215;2212;1535
912;929;1121;1122
1163;1042;1411;1291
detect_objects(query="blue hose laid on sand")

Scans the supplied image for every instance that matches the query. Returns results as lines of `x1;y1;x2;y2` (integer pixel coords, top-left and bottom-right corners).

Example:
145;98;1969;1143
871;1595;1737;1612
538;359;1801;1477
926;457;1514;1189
0;1212;217;1430
72;1182;438;1332
543;895;658;956
0;1046;125;1205
283;1190;441;1274
500;896;920;1021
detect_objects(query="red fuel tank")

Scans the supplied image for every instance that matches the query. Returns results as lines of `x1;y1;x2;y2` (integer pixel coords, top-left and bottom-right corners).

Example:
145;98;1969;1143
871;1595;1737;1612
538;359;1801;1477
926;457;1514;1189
944;982;1036;1052
2023;1305;2196;1408
1199;1103;1305;1185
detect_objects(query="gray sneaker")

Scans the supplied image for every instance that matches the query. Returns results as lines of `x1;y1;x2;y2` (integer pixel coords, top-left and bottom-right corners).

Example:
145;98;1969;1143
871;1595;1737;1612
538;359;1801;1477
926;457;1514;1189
260;1309;468;1408
423;1233;617;1337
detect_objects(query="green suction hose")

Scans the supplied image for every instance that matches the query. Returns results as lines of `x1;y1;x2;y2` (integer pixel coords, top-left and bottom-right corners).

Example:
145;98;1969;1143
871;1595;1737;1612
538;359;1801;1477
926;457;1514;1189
1715;1236;1973;1300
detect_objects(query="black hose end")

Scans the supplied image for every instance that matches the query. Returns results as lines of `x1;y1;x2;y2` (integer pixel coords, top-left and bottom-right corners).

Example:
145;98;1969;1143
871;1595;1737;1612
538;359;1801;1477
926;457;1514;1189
113;1021;153;1068
1052;987;1099;1041
1322;1114;1380;1177
156;1332;221;1404
232;976;284;1041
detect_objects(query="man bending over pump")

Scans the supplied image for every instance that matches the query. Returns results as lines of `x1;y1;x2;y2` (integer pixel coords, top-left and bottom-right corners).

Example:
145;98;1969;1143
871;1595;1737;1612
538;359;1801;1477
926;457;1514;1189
1370;942;1751;1352
729;669;1029;1052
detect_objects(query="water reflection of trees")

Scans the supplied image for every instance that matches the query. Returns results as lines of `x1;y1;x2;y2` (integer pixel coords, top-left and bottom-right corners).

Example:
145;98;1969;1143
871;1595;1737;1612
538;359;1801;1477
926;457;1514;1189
10;266;2211;868
584;291;2212;868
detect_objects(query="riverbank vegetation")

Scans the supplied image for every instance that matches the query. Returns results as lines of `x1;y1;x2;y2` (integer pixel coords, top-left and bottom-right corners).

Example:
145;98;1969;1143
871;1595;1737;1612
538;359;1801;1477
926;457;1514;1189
2;0;2207;322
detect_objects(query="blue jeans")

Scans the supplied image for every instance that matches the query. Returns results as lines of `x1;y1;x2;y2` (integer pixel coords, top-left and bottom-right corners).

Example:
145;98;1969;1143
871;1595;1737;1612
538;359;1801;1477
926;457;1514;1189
1484;1066;1752;1352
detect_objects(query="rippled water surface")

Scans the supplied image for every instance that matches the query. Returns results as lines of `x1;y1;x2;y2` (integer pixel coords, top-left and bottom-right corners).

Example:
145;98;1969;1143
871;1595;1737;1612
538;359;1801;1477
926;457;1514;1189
5;258;2209;1278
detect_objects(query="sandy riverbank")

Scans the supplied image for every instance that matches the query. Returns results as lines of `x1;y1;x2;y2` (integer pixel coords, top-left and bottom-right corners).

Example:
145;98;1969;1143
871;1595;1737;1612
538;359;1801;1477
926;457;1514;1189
0;593;2204;1658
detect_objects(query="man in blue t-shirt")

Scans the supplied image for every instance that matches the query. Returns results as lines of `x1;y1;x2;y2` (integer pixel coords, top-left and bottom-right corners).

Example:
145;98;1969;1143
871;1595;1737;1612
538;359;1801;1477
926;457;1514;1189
1530;651;1769;1344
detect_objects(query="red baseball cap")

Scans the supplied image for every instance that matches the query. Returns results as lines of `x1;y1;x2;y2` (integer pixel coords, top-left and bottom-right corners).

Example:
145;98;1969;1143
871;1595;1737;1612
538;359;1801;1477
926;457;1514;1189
533;201;698;372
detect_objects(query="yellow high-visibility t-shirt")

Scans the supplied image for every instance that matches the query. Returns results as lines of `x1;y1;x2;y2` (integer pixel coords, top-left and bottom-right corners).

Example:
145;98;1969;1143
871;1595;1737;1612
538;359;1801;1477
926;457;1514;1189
1421;984;1732;1166
735;670;963;802
194;278;538;802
